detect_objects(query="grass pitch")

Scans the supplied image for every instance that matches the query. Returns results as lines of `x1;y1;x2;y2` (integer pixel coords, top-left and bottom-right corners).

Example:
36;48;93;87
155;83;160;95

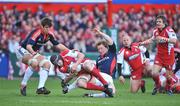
0;78;180;106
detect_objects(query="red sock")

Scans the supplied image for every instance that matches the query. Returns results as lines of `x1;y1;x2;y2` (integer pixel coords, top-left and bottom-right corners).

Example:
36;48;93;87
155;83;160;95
86;82;105;91
152;75;160;88
91;67;107;85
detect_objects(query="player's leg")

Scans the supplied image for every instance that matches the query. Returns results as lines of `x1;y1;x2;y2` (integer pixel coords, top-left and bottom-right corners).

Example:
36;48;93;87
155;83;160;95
165;69;174;95
82;61;113;97
36;56;51;95
130;78;141;93
143;61;153;77
158;75;167;93
84;73;116;97
151;64;162;95
82;60;108;86
15;47;38;96
76;74;105;91
20;66;35;96
62;74;89;94
130;67;145;93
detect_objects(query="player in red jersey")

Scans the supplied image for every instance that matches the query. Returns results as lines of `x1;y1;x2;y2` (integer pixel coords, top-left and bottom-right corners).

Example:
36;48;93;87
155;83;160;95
50;49;113;97
117;35;152;93
60;71;116;98
159;69;180;94
140;15;177;95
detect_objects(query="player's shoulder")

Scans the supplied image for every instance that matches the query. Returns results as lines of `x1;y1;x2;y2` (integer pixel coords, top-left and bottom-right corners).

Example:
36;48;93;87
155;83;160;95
152;28;159;36
118;48;125;54
31;28;41;34
165;26;174;32
48;29;55;36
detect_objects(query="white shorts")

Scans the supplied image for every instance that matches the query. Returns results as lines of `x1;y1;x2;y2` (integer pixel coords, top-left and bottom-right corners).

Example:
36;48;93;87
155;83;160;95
15;46;31;61
95;72;113;87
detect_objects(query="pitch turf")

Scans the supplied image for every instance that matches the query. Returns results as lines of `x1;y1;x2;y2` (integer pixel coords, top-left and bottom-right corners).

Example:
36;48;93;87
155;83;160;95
0;78;180;106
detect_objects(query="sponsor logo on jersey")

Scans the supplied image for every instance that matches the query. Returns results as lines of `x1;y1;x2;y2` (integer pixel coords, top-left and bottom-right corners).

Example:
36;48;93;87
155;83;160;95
128;54;139;60
98;56;110;63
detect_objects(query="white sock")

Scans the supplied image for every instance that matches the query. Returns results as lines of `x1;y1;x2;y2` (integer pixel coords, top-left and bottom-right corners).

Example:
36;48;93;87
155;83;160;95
21;67;34;86
92;92;107;98
57;71;66;80
38;68;49;89
67;80;78;92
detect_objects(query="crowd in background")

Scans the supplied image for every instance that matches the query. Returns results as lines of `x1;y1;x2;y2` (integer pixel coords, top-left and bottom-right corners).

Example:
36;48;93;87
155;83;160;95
0;5;180;54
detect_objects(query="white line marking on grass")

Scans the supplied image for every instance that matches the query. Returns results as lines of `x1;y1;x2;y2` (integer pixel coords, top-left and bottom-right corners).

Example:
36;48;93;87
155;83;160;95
18;99;113;105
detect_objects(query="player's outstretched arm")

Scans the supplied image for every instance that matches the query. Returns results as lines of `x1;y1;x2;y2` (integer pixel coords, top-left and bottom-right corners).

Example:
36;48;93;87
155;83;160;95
139;37;154;46
55;43;69;52
118;63;125;84
93;27;113;45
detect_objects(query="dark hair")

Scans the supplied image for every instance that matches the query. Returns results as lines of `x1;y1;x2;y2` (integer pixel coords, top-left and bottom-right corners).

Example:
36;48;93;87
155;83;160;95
50;55;63;65
156;15;168;26
40;17;52;27
95;40;109;49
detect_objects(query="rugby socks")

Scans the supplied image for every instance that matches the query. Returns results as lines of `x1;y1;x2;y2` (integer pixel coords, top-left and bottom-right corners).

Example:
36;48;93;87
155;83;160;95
21;66;34;86
91;67;108;85
67;81;78;92
38;68;49;89
86;82;105;91
91;92;107;97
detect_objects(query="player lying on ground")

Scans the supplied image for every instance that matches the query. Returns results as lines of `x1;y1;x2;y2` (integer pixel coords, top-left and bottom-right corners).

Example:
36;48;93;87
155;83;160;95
59;72;116;97
158;69;180;94
50;49;113;97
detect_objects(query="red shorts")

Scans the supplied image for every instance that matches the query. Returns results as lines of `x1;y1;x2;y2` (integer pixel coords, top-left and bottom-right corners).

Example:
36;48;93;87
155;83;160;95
131;66;143;80
154;55;174;71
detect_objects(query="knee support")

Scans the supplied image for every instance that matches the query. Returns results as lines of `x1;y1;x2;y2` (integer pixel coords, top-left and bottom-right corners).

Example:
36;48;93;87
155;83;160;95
28;58;38;66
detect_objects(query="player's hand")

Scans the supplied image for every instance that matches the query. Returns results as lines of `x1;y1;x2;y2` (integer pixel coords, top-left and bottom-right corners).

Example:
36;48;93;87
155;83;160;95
92;27;102;35
137;42;143;46
156;36;169;43
119;76;125;84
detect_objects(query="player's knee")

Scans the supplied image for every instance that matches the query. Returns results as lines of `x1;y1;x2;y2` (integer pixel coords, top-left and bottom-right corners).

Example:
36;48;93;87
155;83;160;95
130;89;138;93
76;79;87;88
39;59;51;70
28;59;39;70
